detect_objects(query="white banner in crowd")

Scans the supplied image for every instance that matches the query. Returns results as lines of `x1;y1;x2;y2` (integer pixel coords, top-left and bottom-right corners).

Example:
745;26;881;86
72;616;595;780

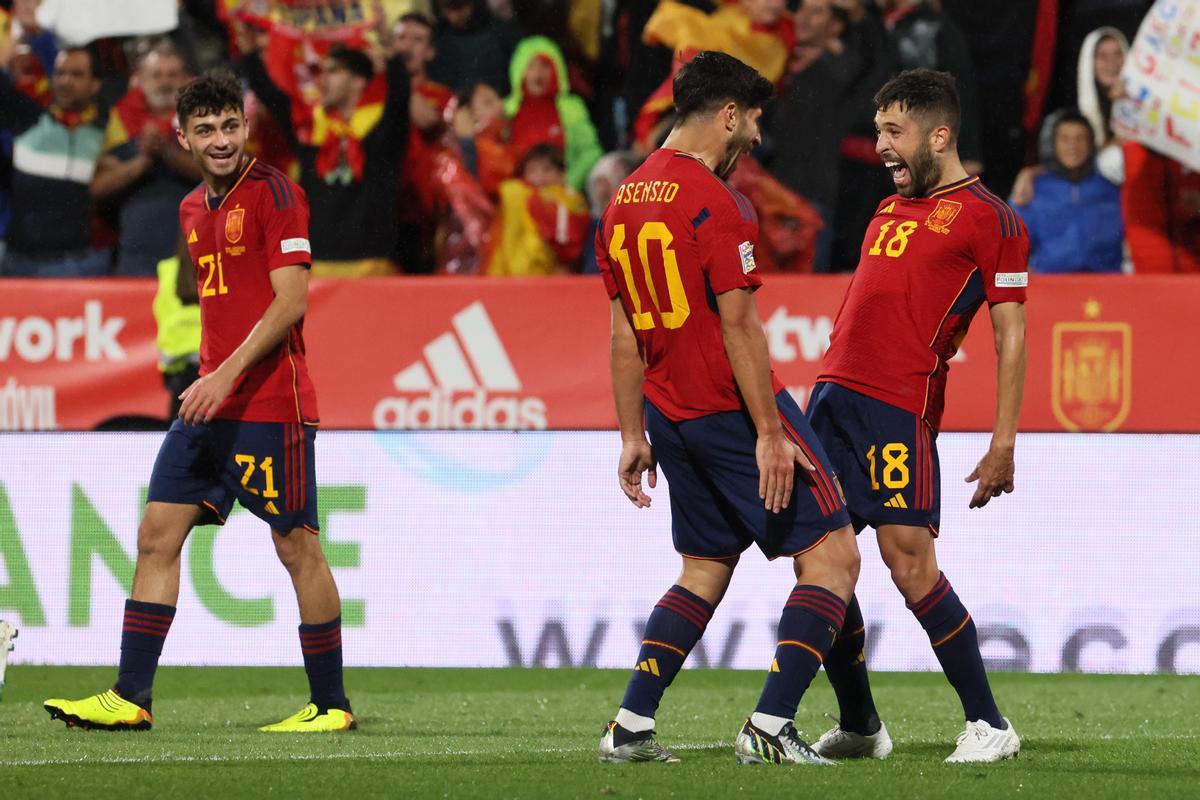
1116;0;1200;171
1;432;1198;674
35;0;178;46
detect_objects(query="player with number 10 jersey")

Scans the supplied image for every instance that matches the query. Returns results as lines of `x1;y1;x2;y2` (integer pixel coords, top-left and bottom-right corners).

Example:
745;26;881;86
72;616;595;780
594;51;858;767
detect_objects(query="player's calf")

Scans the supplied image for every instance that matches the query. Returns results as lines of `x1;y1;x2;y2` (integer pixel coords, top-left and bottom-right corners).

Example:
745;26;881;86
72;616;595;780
599;583;716;764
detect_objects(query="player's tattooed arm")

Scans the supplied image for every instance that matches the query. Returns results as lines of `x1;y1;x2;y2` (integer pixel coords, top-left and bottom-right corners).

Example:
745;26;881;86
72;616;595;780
610;298;655;508
178;265;309;425
716;288;814;514
966;301;1026;509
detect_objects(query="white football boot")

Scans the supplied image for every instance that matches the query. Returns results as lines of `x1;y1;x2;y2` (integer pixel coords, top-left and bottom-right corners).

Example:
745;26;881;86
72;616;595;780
598;721;680;763
944;718;1020;763
813;719;894;759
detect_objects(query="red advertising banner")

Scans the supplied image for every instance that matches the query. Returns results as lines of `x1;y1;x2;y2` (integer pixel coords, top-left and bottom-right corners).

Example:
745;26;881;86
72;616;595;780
1;275;1196;433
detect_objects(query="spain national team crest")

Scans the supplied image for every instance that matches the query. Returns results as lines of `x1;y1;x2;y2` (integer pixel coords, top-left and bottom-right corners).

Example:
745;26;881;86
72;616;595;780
1052;300;1132;432
225;207;245;244
924;198;963;234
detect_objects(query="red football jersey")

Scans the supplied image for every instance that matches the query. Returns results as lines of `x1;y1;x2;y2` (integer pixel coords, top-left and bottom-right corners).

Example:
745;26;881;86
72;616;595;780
819;176;1029;429
596;148;782;421
179;157;319;423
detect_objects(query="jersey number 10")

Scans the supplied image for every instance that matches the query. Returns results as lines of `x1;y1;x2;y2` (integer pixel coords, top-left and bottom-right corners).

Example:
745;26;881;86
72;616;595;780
608;222;691;331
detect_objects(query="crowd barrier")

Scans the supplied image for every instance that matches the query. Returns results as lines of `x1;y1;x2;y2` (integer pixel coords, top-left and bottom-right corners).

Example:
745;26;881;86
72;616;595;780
2;275;1197;432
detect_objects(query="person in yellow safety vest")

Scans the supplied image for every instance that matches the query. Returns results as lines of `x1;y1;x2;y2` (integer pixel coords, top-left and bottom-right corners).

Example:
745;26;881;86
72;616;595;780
152;234;201;420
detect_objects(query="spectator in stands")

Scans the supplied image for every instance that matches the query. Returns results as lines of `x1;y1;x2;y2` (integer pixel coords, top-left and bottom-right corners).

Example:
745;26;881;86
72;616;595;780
486;142;589;276
1077;27;1128;183
91;39;198;277
770;0;875;271
580;149;638;274
881;0;983;174
1012;111;1124;274
241;27;411;277
505;35;602;191
831;0;981;271
454;81;514;197
0;46;109;277
825;0;896;270
1011;28;1130;206
392;11;455;273
429;0;523;95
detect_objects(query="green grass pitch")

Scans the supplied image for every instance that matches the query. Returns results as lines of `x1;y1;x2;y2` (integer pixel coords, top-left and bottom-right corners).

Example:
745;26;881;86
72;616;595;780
2;667;1198;798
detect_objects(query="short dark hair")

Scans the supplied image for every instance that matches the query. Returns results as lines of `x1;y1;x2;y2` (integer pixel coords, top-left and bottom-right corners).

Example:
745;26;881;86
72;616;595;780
519;142;566;175
671;51;774;122
59;45;100;78
1053;109;1094;138
873;68;961;139
327;44;375;82
398;11;435;36
455;81;490;108
176;69;242;125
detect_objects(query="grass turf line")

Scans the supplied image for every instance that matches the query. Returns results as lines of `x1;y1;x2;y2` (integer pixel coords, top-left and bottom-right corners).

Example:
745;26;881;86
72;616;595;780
1;667;1198;799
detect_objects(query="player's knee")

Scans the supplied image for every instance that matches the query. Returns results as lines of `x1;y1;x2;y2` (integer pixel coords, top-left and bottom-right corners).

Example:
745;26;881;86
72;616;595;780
887;558;936;600
272;530;323;575
136;518;183;563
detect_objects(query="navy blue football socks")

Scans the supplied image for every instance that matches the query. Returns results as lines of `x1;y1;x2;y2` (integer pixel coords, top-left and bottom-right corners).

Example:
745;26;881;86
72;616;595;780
620;585;714;718
114;598;176;709
299;616;348;710
909;572;1003;728
754;585;846;721
822;593;881;734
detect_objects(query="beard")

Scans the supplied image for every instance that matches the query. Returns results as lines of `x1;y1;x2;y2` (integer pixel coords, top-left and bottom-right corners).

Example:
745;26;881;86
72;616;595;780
716;130;755;180
899;141;939;198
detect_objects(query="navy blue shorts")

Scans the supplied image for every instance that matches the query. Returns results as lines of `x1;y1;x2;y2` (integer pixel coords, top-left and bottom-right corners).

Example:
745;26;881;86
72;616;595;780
806;382;940;534
147;418;319;534
646;391;850;560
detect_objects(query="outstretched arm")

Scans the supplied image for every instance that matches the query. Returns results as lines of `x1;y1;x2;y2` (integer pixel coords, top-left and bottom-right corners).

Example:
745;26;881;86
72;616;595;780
966;301;1026;508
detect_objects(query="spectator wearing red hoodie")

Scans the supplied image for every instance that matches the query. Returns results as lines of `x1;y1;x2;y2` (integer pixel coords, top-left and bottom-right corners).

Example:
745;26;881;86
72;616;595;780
504;35;601;191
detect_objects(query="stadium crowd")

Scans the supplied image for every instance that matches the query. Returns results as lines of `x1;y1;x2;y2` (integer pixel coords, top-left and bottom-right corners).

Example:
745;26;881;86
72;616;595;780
0;0;1195;279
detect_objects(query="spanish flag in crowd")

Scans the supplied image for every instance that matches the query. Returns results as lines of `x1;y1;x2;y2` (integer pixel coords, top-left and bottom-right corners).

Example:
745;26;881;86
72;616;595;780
218;0;388;180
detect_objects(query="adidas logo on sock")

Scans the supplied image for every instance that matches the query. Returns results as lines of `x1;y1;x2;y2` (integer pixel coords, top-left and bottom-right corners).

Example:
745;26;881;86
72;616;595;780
883;493;908;509
372;302;547;430
636;658;660;676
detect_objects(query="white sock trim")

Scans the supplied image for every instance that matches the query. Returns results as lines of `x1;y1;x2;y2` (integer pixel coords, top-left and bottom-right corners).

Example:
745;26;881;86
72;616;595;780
750;712;791;736
616;708;655;733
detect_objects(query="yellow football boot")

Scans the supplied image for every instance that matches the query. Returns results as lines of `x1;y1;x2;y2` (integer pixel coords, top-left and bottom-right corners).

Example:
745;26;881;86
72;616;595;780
44;689;153;731
258;702;356;733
